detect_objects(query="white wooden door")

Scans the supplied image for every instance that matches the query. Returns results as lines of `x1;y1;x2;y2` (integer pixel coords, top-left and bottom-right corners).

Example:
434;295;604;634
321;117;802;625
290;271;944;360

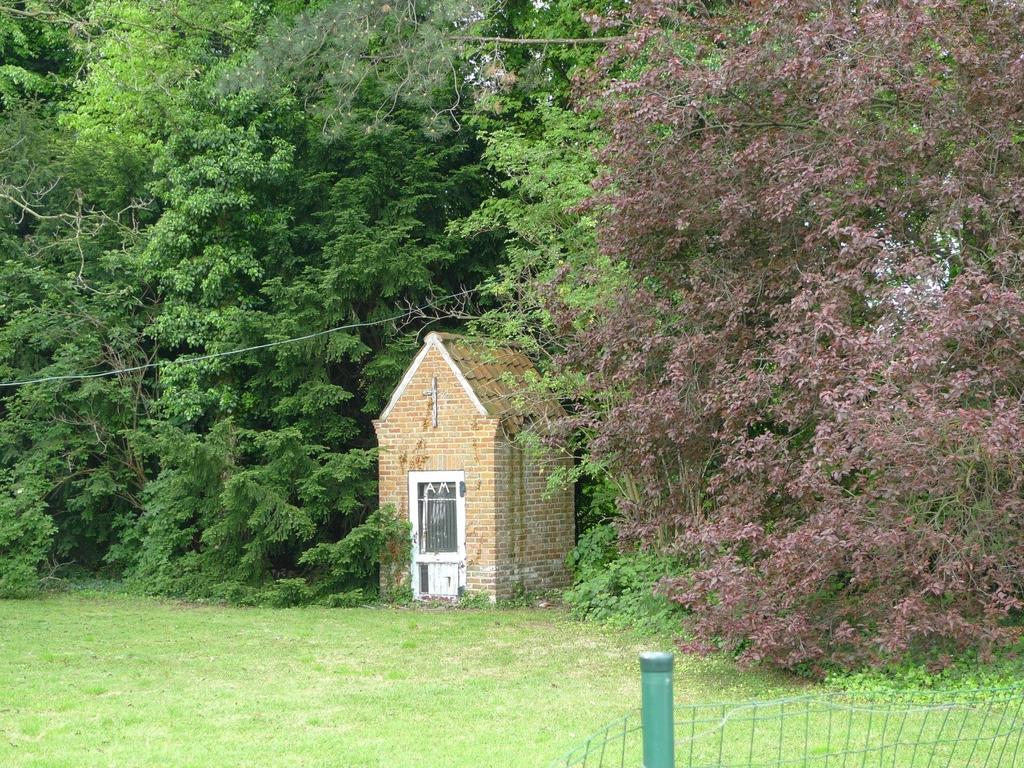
408;470;466;599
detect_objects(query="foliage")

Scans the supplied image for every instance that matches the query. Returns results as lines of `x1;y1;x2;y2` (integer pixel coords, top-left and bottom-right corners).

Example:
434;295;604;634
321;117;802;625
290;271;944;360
450;1;631;527
574;474;619;535
230;0;625;137
0;0;78;106
0;471;54;598
564;524;687;636
125;424;379;601
226;0;476;136
252;576;313;608
300;505;409;599
828;640;1024;695
559;0;1024;672
0;0;500;600
0;97;152;578
457;589;493;609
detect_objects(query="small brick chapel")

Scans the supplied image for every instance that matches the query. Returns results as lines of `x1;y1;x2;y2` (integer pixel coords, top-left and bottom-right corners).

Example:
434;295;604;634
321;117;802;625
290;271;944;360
374;332;574;600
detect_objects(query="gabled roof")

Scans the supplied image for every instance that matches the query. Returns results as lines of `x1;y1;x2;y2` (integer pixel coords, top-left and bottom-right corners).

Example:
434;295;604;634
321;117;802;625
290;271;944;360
378;332;564;430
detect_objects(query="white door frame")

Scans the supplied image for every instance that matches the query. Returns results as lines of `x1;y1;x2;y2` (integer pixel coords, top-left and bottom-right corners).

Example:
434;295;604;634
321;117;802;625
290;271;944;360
408;470;466;598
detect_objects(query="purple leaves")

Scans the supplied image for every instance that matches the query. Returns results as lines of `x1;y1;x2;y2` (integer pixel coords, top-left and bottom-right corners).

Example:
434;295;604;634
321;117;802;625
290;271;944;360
560;0;1024;672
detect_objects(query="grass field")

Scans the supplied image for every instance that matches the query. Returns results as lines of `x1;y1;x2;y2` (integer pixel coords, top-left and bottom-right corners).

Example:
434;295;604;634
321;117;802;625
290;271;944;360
0;593;799;768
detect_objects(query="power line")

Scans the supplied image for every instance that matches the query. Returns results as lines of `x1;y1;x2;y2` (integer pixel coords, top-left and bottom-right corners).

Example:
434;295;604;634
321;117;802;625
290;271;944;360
0;290;475;389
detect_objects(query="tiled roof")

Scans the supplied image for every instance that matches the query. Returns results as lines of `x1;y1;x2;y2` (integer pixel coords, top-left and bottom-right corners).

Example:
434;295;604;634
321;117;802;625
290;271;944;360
431;333;565;429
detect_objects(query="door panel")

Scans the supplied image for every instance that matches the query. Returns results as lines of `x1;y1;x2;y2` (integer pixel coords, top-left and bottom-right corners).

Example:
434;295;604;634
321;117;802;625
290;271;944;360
424;562;459;598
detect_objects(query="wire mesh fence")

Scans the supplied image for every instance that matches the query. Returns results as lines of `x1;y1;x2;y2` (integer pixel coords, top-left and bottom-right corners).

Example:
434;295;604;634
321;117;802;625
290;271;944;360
550;686;1024;768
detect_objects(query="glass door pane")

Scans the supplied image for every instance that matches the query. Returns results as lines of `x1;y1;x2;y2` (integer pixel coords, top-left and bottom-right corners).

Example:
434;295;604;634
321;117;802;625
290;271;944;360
418;481;457;553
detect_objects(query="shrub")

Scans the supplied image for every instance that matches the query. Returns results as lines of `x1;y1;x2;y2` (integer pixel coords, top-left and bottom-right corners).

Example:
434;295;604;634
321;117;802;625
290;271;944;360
564;524;687;636
124;424;380;602
557;0;1024;672
828;637;1024;695
457;591;493;609
317;589;367;608
0;475;54;598
255;578;313;608
300;505;409;601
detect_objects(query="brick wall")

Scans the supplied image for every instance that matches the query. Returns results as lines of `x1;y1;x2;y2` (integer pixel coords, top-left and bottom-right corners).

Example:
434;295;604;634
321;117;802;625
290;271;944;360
373;343;574;599
493;434;575;598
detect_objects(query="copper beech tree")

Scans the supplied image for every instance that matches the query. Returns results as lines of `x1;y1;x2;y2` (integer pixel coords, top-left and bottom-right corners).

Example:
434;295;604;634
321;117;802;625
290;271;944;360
559;0;1024;672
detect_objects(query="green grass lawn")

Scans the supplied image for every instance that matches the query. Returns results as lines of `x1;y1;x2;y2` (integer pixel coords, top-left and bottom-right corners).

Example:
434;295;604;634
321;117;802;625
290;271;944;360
0;593;799;768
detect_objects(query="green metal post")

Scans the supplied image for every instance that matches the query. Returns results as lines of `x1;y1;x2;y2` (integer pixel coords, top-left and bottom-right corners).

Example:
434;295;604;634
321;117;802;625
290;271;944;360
640;652;675;768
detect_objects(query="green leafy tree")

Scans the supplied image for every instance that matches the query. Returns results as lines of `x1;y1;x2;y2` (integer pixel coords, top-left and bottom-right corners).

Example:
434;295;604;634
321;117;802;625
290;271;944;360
0;0;620;600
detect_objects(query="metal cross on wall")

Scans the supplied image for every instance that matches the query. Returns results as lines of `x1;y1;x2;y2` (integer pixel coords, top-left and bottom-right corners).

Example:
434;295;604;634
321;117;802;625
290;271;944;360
422;376;438;427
